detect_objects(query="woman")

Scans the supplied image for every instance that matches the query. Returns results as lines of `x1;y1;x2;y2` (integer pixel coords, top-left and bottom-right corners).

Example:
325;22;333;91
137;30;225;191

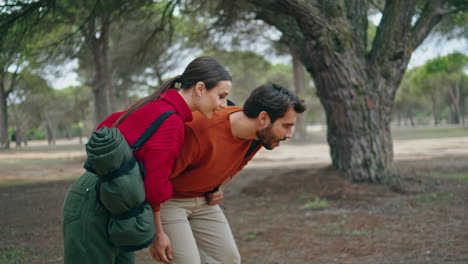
62;56;232;264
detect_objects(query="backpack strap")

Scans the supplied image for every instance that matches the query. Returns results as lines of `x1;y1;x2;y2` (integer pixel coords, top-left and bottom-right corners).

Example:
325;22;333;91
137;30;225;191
244;140;260;159
130;110;175;152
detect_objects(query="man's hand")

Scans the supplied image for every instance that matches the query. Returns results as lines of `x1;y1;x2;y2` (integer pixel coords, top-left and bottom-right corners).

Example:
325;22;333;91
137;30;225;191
149;232;172;263
206;188;224;205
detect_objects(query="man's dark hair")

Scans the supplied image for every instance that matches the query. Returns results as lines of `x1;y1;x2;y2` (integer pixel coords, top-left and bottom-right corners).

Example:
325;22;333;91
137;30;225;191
243;83;306;123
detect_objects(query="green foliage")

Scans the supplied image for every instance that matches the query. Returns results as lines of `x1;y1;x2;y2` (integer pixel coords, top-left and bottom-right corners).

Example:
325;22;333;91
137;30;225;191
27;128;46;140
395;52;468;125
247;233;256;240
0;247;29;264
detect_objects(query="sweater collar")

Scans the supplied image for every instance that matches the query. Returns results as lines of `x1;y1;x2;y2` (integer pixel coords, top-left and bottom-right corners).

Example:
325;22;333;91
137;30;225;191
159;89;193;122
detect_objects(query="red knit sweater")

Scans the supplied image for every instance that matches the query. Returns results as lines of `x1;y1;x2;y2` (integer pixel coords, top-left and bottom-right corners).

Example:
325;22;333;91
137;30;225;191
97;89;192;211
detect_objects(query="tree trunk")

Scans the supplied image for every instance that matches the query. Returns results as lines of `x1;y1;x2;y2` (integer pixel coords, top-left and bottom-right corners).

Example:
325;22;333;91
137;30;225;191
431;91;439;126
408;110;415;127
45;116;55;146
248;0;448;183
314;69;398;183
291;54;306;140
86;16;114;126
0;82;10;150
13;105;22;148
92;85;109;126
448;78;461;124
397;111;401;127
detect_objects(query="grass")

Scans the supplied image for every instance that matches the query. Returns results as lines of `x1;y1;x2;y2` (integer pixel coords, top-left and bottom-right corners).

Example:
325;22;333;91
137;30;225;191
391;126;468;140
413;193;455;202
428;172;468;180
0;248;29;264
297;193;312;201
328;223;383;237
304;125;468;144
300;198;329;210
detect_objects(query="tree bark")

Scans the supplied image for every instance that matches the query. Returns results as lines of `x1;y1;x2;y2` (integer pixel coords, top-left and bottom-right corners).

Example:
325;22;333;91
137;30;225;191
431;92;439;126
0;77;10;150
448;78;461;124
246;0;450;183
292;54;306;140
0;89;8;149
83;15;114;126
44;114;55;146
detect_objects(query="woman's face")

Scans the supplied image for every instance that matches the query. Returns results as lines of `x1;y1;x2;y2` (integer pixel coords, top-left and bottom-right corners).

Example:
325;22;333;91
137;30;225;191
198;80;232;119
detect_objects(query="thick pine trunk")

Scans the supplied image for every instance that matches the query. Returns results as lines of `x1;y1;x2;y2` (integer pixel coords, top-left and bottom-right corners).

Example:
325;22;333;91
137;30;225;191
313;70;397;183
87;17;114;126
0;83;10;150
92;82;109;126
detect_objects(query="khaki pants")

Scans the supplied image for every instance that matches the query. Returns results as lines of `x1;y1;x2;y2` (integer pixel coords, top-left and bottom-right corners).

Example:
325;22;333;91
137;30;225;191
158;197;241;264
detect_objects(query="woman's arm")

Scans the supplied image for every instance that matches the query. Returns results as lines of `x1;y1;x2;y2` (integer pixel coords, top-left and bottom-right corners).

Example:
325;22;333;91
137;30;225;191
149;210;173;263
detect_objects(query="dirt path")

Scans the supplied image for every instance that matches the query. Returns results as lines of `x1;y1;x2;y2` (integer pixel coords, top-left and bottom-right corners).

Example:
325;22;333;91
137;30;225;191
1;137;467;184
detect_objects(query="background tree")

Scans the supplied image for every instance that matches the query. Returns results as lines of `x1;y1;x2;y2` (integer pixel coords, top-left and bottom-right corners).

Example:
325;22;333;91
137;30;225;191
424;52;467;124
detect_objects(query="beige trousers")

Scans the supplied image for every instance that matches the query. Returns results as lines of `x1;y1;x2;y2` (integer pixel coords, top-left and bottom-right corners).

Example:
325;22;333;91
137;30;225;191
157;197;241;264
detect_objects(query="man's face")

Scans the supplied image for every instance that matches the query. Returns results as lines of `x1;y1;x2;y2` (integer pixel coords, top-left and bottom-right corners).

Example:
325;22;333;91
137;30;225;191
256;107;297;150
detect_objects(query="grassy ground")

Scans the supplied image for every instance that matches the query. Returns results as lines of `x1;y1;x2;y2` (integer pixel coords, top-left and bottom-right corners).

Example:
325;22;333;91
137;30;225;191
0;126;467;263
302;125;468;144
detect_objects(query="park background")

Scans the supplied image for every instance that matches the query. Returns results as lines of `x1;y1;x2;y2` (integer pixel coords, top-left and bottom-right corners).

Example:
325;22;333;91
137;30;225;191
0;1;467;263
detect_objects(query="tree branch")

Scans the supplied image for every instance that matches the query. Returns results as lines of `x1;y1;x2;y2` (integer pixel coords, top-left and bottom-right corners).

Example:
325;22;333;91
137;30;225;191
246;0;324;40
346;0;368;56
411;0;456;48
369;0;416;64
368;0;383;13
6;63;21;96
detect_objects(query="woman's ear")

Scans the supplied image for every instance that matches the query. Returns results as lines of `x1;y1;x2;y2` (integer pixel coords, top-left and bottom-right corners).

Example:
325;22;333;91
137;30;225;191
258;111;271;129
195;82;206;97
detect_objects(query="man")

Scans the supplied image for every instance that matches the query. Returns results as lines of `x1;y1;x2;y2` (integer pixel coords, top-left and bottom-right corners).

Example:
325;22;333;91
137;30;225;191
152;83;306;264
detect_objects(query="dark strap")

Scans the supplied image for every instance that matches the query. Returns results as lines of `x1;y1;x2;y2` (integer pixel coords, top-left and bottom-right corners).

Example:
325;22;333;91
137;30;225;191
111;201;148;220
244;140;260;159
84;156;137;182
130;110;175;152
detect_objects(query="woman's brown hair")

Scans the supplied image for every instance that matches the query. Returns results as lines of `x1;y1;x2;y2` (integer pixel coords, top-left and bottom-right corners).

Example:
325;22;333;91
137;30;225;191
113;56;231;127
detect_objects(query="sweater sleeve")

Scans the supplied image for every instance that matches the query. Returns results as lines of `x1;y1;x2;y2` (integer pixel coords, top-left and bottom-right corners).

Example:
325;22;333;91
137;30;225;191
140;149;178;211
137;115;185;211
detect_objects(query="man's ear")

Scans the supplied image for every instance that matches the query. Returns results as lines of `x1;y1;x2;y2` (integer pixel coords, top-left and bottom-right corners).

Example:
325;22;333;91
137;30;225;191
195;82;206;97
257;111;271;129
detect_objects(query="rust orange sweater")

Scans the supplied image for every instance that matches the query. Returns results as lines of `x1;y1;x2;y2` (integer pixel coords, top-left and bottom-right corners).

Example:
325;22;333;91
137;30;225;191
170;106;262;198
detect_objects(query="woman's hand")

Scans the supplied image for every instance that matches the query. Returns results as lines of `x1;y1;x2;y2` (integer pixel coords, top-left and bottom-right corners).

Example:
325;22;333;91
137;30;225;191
206;188;224;205
150;232;173;263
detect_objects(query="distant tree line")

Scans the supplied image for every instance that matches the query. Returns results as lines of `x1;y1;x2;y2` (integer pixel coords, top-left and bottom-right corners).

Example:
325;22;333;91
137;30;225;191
395;52;467;126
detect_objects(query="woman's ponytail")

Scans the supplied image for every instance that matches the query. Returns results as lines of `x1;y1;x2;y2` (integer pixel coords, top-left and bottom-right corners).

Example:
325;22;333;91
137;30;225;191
112;76;179;127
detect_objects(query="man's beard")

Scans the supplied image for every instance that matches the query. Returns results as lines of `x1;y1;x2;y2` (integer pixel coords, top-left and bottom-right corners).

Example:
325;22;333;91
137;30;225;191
256;124;284;150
